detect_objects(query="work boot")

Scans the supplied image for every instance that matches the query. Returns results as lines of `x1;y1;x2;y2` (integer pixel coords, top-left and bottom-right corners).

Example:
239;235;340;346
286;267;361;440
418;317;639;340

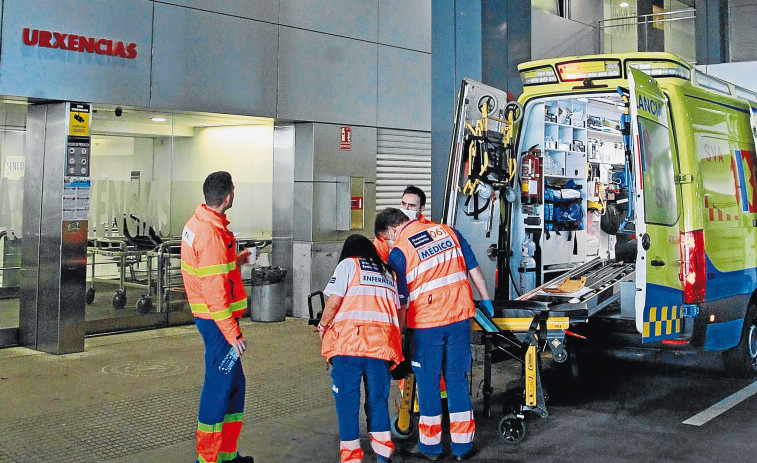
225;454;254;463
400;443;443;461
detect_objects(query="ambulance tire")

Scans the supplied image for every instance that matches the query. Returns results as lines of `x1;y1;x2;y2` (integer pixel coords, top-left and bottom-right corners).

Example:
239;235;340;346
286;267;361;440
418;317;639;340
724;305;757;378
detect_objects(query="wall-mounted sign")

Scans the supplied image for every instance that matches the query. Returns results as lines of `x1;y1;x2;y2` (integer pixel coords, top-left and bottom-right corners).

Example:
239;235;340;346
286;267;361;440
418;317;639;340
3;156;25;179
340;126;352;150
69;104;90;137
22;27;138;59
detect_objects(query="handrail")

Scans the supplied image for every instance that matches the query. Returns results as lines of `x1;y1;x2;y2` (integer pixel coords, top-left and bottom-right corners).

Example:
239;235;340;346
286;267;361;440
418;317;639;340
596;8;695;29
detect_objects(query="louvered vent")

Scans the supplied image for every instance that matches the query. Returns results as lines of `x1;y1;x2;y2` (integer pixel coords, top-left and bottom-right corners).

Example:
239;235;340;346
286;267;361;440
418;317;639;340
376;128;432;216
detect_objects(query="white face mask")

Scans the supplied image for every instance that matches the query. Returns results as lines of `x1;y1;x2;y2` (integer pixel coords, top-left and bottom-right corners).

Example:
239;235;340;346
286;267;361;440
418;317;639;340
400;208;417;221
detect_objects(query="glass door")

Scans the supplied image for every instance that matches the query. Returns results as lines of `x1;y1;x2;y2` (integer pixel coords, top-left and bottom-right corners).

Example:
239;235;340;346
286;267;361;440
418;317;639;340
0;101;27;347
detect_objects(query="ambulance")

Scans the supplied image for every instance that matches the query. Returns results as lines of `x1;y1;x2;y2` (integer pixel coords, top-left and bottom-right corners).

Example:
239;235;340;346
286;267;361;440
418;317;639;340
444;52;757;377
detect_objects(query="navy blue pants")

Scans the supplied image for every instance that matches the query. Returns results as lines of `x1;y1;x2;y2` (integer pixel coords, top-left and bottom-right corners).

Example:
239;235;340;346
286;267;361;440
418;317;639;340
195;318;246;463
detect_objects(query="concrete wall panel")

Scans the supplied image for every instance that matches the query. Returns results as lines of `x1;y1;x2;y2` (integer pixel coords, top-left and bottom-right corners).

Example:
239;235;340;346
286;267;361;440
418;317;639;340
0;0;152;106
160;0;280;22
531;8;597;60
278;27;377;125
279;0;378;42
378;45;431;131
151;4;278;116
379;0;431;52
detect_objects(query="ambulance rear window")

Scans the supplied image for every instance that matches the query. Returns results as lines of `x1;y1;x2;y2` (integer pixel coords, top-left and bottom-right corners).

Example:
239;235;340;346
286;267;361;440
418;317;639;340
637;118;678;226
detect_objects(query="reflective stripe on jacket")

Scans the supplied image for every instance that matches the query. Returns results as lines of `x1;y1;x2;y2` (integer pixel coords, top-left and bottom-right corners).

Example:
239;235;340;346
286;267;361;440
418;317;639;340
181;204;247;345
321;258;403;364
392;221;474;329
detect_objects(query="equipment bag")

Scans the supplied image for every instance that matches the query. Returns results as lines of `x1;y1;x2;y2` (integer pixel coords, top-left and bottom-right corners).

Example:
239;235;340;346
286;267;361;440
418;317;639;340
545;181;583;232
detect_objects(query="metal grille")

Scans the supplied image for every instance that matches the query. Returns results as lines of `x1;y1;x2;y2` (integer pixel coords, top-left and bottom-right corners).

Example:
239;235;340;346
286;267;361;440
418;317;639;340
376;128;432;216
0;359;333;462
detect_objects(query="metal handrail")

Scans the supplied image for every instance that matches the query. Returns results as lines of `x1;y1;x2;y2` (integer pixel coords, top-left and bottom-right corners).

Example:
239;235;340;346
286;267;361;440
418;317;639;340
156;239;182;313
597;8;695;29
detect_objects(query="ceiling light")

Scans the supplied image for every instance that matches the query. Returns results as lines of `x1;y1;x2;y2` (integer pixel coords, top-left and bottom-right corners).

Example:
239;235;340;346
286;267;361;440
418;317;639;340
151;116;167;122
619;2;629;7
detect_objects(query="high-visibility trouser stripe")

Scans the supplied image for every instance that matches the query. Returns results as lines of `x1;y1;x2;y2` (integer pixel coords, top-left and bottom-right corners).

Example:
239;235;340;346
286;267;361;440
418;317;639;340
409;271;468;303
418;414;443;446
197;413;244;463
333;310;399;326
370;431;394;459
197;413;244;433
181;260;236;277
406;248;463;284
340;439;364;463
449;410;475;443
197;456;216;463
217;451;238;462
190;299;247;321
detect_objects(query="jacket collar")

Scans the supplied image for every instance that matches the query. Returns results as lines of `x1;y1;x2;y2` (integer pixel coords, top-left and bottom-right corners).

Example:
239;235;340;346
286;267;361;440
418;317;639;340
194;204;229;228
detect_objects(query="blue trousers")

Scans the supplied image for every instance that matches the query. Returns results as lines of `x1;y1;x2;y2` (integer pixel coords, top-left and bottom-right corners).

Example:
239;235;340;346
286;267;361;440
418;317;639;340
331;356;393;461
412;319;474;457
195;318;246;463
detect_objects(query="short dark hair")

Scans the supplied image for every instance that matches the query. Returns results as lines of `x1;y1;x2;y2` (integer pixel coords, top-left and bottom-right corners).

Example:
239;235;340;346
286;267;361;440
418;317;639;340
339;234;395;277
374;208;409;237
403;185;426;207
203;171;233;207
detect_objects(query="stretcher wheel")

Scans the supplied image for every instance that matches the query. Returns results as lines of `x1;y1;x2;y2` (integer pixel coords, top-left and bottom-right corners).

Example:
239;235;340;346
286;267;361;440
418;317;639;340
86;287;95;304
112;289;127;310
498;414;526;445
390;413;414;440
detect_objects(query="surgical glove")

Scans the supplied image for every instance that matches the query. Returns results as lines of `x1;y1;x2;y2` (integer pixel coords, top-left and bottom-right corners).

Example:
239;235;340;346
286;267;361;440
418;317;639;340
480;299;494;318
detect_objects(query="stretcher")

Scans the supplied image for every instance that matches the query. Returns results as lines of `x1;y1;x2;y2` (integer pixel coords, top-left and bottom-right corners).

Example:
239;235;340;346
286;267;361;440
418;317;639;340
472;257;634;444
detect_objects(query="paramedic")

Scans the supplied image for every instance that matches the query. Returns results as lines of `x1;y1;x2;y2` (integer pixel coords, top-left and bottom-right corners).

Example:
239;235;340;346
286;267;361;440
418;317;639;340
318;234;404;463
375;208;494;461
374;185;430;262
180;171;255;463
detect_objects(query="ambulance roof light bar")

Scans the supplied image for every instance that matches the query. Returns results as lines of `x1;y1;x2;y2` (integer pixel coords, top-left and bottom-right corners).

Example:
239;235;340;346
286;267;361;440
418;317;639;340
520;65;559;86
625;60;691;80
555;59;622;82
693;70;731;96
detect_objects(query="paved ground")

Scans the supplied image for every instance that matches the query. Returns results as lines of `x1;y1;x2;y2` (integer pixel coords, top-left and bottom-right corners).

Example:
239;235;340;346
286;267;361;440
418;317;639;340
0;318;755;462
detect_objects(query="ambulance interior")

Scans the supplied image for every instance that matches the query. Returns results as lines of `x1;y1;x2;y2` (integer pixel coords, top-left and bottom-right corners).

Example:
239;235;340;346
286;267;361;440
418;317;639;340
510;92;638;318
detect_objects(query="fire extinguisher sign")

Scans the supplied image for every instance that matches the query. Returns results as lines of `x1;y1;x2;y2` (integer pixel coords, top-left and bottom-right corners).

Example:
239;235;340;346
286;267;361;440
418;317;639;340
340;126;352;150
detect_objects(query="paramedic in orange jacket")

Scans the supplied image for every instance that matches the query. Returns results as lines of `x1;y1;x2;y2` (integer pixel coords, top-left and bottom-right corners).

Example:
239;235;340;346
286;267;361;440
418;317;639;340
373;185;430;262
318;234;404;463
181;171;255;463
375;208;494;461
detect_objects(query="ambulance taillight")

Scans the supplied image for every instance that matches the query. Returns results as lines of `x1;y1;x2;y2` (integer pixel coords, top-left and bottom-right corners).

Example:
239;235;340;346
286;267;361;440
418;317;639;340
680;230;706;304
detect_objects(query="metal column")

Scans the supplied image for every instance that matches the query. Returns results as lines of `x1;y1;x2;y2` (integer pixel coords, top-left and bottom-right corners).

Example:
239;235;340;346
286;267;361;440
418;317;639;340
20;103;91;354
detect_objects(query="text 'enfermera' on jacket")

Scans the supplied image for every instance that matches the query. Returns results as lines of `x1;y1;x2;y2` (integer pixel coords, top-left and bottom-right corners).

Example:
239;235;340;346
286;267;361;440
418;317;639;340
393;221;475;329
321;258;403;364
181;204;247;345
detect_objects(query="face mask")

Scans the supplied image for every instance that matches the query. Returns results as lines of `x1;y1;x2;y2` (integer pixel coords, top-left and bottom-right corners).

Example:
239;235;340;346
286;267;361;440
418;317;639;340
400;208;417;221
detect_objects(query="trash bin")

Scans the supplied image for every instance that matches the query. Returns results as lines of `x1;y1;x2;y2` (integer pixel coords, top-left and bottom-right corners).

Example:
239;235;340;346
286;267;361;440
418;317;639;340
249;266;287;322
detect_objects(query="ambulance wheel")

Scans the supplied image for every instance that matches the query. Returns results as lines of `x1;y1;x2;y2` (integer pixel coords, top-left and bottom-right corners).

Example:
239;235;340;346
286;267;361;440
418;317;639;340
498;414;526;445
724;305;757;377
390;413;414;440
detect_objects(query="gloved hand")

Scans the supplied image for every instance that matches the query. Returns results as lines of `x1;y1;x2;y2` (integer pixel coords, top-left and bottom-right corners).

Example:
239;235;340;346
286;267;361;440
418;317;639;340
480;299;494;318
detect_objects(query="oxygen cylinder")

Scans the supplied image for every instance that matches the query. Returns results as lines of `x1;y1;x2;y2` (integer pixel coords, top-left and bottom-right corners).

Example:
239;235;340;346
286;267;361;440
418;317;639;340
518;234;537;295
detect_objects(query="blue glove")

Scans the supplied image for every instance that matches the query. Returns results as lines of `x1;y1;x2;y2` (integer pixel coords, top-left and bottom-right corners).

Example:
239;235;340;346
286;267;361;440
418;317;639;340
480;299;494;318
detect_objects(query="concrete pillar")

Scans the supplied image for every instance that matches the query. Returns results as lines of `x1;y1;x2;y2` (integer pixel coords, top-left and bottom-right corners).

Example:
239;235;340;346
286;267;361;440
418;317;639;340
696;0;729;64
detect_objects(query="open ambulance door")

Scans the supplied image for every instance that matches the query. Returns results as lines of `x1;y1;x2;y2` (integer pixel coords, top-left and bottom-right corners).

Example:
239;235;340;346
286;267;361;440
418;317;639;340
442;78;521;300
628;67;686;343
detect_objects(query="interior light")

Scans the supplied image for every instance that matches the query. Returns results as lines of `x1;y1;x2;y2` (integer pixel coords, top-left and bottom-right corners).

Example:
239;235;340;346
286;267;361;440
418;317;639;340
709;314;715;322
151;116;167;122
619;2;630;7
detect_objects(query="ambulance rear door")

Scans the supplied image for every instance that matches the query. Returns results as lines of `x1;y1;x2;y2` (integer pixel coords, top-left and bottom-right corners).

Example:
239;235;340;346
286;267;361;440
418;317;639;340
442;78;518;300
628;67;686;342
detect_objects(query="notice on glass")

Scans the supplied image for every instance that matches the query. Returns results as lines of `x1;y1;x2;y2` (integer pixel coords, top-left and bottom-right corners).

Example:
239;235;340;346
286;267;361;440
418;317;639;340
63;177;91;221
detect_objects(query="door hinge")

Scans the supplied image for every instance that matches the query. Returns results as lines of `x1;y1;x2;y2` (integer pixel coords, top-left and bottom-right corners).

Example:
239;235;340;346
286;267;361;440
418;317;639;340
676;174;694;184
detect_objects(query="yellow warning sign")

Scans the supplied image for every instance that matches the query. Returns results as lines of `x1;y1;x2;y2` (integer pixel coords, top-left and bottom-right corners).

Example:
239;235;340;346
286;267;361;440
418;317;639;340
69;110;90;137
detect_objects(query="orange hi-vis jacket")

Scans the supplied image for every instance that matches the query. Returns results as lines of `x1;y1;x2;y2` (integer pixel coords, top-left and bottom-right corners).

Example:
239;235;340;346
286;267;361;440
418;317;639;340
374;214;430;262
321;258;403;365
392;221;475;329
181;204;247;345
